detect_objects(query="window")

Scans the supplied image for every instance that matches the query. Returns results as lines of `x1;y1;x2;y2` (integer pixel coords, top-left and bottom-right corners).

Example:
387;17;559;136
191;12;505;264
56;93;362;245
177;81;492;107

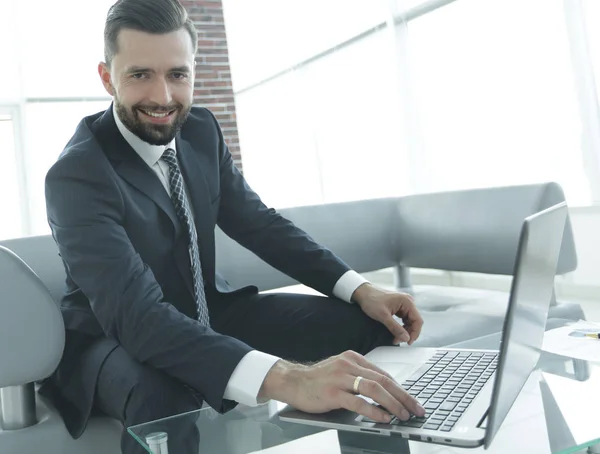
407;0;588;204
18;0;112;98
235;71;325;208
223;0;387;91
230;0;600;208
0;111;24;239
0;0;21;103
0;0;113;239
236;29;411;208
583;0;600;108
300;30;411;204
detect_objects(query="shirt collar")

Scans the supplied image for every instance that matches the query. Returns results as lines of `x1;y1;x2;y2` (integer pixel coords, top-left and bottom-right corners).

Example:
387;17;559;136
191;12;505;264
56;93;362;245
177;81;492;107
112;103;176;167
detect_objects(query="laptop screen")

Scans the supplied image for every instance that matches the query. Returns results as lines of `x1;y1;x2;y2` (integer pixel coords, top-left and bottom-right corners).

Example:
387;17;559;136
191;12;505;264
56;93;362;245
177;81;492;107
484;203;567;448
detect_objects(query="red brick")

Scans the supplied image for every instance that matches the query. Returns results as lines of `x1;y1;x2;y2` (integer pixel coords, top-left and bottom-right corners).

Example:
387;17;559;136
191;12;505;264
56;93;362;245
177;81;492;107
196;64;230;72
205;55;229;63
206;105;228;112
183;0;242;171
198;31;227;40
214;112;233;120
195;79;227;85
197;39;227;47
198;48;228;55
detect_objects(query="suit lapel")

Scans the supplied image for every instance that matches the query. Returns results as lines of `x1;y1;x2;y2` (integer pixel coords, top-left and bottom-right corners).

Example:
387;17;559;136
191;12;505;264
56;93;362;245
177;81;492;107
94;108;182;238
176;136;217;284
116;160;184;238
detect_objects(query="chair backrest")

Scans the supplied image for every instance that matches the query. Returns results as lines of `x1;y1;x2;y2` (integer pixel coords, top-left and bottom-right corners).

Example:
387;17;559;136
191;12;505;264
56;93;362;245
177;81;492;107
393;182;577;275
0;245;64;387
216;182;578;290
215;197;399;290
0;182;577;309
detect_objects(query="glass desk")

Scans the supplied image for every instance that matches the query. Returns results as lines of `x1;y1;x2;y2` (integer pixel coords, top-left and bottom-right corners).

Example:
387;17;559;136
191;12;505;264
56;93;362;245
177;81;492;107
129;322;600;454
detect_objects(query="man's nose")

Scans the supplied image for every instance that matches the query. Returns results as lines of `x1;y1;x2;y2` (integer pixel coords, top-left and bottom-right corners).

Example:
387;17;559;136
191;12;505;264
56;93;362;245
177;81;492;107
148;77;173;106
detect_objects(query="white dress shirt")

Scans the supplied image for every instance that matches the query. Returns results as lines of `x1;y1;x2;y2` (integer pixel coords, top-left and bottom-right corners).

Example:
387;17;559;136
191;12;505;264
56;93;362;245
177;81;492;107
113;106;368;406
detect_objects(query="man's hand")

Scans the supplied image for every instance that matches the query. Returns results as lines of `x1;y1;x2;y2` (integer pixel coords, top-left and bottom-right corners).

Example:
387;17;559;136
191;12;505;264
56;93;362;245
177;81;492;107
352;283;423;345
259;351;425;423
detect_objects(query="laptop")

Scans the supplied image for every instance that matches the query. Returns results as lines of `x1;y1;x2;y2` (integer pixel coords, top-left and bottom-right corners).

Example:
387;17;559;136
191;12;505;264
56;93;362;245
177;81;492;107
279;202;568;449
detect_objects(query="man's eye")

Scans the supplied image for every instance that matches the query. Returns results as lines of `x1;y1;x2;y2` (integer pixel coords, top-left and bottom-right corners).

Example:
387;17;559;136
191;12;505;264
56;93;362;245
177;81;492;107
132;73;146;79
172;72;187;80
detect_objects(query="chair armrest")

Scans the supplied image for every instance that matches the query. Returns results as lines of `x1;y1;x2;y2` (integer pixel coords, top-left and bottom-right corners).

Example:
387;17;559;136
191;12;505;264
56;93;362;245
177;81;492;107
0;246;64;388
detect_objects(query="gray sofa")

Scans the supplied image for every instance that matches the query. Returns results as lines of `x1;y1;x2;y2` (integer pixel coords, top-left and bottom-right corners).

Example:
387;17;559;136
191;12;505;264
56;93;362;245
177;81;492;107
0;182;584;454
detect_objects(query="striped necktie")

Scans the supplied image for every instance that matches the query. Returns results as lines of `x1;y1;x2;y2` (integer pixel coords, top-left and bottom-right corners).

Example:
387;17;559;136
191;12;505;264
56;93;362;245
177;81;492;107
161;148;210;325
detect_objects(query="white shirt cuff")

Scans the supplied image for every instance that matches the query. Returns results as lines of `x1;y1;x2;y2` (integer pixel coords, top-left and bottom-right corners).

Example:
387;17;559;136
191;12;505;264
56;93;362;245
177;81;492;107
333;270;369;303
223;350;280;406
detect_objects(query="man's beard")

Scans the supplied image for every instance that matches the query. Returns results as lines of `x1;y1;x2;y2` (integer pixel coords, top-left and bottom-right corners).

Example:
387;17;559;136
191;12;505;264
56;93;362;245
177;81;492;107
115;97;191;146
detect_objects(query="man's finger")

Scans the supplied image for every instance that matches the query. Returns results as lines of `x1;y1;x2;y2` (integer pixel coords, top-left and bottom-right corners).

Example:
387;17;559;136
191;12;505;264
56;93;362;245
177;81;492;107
376;373;425;417
395;301;424;345
341;394;392;423
348;367;425;418
383;315;410;343
349;377;411;421
344;366;395;392
405;318;424;345
404;309;424;345
399;292;414;303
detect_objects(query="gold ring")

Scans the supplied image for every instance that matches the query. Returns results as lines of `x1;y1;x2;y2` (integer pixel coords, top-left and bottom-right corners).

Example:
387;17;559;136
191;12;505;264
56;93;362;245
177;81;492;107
353;376;363;394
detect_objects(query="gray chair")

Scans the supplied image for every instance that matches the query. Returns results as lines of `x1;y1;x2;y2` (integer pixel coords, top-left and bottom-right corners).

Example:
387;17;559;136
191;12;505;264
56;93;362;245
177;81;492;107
390;182;583;345
215;182;583;346
0;243;121;454
0;245;63;429
0;181;584;454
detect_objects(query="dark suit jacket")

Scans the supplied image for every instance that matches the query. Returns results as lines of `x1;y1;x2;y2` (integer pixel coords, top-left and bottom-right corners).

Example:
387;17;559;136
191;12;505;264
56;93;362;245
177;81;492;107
42;106;351;438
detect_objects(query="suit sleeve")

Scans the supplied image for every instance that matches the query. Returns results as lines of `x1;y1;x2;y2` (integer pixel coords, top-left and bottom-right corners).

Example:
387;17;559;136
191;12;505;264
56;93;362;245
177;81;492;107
207;112;352;296
45;149;252;412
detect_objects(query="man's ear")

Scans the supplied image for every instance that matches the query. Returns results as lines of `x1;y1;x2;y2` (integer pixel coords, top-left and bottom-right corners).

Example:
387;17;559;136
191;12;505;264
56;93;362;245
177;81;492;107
98;62;115;96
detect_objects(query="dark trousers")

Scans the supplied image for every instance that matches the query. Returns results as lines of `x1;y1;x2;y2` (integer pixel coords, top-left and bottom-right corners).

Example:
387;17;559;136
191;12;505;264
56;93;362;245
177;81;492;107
94;293;393;454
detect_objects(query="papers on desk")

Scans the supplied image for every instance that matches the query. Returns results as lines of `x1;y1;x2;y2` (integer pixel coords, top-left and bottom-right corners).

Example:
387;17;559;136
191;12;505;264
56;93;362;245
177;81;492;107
542;320;600;362
248;430;340;454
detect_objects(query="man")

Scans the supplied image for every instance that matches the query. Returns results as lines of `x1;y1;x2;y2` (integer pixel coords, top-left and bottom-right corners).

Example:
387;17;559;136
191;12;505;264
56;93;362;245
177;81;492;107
42;0;425;452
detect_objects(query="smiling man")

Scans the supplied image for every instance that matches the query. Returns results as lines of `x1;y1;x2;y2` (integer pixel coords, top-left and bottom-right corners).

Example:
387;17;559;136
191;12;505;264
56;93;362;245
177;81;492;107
105;31;193;144
42;1;424;453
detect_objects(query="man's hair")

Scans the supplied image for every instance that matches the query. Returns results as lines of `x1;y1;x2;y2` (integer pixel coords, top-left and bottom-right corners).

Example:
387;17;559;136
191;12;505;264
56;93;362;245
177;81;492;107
104;0;198;66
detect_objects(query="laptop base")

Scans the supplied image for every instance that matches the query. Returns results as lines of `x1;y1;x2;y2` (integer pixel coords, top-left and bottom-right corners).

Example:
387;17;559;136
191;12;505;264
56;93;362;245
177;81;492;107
337;430;410;453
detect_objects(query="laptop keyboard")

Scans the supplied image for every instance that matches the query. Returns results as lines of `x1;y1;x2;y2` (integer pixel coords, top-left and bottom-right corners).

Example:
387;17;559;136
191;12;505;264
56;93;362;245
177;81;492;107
362;350;498;432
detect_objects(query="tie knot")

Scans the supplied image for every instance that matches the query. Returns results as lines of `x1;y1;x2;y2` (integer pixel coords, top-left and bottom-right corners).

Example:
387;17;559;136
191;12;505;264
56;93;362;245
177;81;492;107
162;148;177;165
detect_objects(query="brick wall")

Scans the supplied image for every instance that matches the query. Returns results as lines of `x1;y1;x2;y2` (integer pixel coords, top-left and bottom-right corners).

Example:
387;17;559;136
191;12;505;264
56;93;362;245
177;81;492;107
180;0;242;170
